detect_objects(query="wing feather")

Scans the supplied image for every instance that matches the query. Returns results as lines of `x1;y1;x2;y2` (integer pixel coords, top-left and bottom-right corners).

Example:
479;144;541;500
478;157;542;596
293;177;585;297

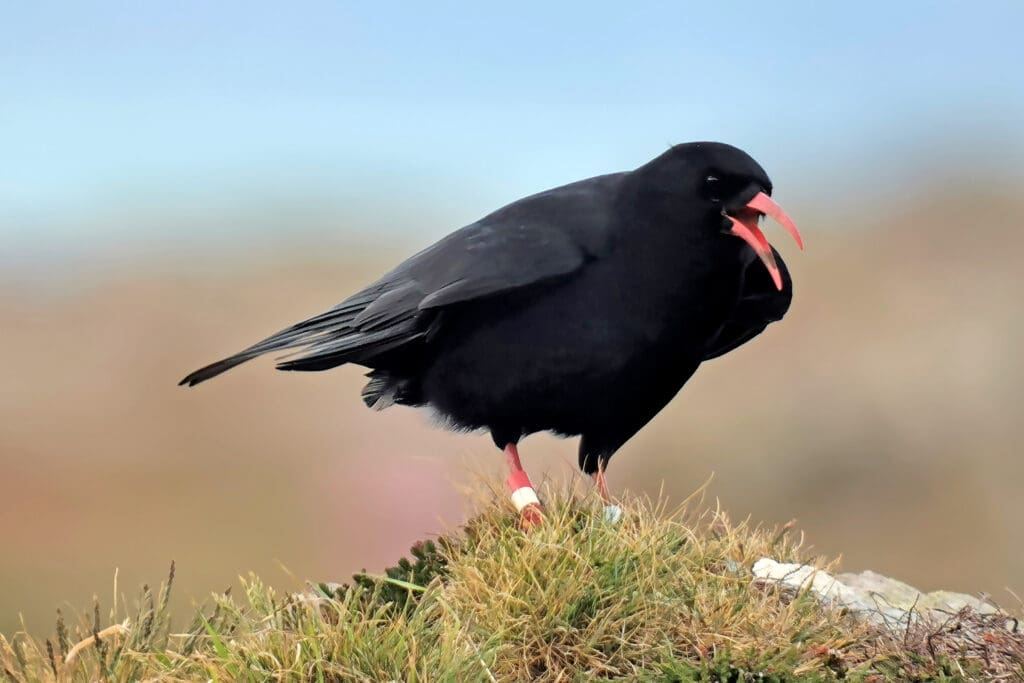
180;173;623;385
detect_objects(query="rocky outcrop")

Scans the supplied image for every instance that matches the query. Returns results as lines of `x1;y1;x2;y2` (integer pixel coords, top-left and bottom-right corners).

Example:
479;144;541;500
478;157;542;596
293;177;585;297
752;558;1017;631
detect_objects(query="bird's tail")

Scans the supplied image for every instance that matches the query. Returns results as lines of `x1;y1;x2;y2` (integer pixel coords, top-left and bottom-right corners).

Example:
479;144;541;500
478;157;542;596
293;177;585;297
179;349;282;386
178;293;378;386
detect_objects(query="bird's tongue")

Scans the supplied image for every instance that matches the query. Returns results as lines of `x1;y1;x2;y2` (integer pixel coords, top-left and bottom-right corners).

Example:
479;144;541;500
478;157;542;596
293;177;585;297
727;192;803;291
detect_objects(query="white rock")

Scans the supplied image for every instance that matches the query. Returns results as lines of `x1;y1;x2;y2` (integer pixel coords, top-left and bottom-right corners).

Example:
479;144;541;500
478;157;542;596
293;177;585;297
751;558;1002;629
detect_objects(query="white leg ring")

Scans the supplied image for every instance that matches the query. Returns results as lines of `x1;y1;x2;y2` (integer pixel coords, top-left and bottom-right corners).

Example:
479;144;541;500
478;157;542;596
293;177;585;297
603;504;623;524
510;486;540;513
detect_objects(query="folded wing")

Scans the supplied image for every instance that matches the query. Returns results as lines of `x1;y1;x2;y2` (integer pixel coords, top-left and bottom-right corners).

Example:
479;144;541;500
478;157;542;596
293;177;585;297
179;174;623;386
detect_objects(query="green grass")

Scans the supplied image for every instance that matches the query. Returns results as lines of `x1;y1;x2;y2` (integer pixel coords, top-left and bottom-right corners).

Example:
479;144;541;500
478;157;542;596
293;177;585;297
2;483;1020;681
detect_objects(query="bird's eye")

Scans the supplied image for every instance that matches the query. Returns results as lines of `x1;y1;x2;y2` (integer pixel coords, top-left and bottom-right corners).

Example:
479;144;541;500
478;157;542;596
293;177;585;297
705;175;720;202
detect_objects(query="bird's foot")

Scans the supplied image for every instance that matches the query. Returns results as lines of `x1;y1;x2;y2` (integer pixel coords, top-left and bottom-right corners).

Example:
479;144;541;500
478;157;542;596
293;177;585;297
507;469;544;530
602;504;623;525
519;502;544;531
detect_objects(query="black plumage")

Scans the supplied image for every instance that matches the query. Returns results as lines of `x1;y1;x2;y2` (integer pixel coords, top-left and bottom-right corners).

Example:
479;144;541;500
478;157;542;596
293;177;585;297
181;142;800;477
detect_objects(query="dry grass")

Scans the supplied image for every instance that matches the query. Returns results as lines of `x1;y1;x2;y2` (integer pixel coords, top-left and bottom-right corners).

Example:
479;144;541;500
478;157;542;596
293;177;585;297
1;484;1021;681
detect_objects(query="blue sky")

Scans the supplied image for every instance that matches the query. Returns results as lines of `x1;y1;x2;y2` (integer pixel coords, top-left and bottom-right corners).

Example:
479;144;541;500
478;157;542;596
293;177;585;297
3;1;1023;249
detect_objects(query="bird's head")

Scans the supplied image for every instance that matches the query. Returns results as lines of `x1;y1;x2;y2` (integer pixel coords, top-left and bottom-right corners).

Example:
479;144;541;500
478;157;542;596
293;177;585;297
634;142;803;290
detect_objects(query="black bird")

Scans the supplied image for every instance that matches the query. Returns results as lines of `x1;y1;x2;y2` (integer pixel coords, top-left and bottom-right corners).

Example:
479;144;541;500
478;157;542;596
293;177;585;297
181;142;802;523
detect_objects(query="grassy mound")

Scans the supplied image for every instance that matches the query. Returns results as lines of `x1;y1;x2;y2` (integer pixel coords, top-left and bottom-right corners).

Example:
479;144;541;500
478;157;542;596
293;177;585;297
2;484;1020;681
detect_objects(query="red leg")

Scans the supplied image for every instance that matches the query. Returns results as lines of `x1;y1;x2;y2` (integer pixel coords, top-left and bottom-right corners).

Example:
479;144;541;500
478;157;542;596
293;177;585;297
504;442;526;473
592;467;622;523
504;443;543;528
591;469;612;504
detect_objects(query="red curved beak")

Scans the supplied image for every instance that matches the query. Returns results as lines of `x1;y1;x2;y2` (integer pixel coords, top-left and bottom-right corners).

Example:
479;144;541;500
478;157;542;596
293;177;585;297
726;192;803;291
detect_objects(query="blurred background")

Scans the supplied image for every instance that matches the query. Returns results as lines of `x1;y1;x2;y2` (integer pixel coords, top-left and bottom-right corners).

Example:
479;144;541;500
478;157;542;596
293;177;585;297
3;2;1024;634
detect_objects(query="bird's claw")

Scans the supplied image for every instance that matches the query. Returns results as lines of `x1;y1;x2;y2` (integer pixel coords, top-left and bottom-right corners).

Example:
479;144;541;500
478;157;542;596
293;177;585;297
519;503;544;531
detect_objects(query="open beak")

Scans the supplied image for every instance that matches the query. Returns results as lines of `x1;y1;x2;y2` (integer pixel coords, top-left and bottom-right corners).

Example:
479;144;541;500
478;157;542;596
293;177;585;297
726;191;803;291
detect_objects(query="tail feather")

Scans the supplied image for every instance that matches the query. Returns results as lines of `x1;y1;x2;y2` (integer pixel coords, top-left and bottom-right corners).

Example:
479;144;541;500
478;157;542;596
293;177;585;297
179;319;359;386
179;354;258;386
179;281;427;387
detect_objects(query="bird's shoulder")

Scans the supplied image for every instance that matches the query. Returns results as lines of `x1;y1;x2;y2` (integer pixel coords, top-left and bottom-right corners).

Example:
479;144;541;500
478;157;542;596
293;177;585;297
471;172;626;255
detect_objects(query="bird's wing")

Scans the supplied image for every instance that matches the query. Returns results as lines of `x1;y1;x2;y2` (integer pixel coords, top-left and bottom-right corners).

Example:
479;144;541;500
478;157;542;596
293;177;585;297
180;174;624;385
702;246;792;361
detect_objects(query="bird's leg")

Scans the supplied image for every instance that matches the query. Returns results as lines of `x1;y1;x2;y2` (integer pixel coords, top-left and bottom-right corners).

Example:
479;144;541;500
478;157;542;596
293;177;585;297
504;443;543;528
591;467;623;524
591;469;612;504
